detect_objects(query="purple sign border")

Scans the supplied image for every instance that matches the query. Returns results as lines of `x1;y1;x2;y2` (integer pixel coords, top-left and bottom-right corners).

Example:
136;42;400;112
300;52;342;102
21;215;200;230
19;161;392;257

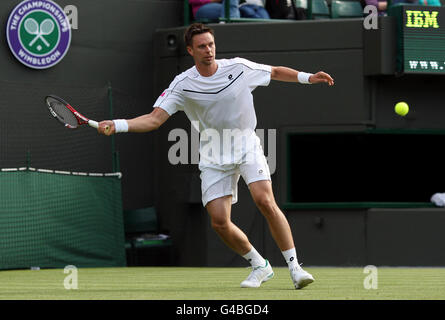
6;0;72;69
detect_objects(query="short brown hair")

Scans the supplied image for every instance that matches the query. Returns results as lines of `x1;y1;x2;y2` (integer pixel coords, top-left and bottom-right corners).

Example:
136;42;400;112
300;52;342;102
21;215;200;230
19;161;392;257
184;23;214;47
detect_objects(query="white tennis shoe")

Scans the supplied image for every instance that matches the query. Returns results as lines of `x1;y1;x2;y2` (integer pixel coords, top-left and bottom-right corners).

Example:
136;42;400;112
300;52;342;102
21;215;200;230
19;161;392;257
290;265;314;289
241;260;274;288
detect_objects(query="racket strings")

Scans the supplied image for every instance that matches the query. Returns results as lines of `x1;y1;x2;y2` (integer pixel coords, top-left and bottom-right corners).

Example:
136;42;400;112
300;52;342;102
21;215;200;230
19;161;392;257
46;98;78;128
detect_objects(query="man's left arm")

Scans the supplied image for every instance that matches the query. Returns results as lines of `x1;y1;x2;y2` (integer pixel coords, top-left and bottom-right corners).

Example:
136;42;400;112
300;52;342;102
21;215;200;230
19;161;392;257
270;66;334;86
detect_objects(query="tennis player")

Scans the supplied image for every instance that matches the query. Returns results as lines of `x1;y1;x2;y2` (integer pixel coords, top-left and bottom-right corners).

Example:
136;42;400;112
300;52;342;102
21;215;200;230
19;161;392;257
98;23;334;289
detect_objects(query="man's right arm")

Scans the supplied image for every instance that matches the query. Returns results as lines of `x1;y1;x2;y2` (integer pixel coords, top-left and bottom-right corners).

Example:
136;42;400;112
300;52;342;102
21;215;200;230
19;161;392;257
97;107;170;136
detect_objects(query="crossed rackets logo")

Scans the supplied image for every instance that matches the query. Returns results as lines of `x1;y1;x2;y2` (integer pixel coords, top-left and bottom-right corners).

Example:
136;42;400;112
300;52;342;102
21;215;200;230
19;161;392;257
25;18;54;49
20;12;58;55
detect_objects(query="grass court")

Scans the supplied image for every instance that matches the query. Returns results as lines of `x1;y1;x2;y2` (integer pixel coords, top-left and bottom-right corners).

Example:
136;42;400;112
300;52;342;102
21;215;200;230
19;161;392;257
1;266;444;300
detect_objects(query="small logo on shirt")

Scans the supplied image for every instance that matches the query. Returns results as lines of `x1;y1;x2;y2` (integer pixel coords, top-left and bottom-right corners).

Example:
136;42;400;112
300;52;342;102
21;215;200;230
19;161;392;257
228;74;233;80
160;91;166;97
259;169;263;174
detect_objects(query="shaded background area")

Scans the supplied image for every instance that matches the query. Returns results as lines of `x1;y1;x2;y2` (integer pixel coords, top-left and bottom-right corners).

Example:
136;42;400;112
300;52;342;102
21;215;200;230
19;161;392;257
0;0;184;209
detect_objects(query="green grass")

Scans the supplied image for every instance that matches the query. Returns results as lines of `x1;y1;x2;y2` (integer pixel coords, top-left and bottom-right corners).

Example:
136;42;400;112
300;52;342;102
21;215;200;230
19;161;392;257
0;267;444;300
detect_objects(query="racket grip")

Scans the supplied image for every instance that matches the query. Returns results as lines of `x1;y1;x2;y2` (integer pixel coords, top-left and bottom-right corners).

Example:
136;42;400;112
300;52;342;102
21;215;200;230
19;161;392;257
88;120;98;129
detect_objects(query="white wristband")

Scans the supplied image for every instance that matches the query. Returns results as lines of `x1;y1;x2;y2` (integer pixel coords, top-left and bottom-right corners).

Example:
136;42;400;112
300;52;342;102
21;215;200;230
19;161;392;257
113;119;128;133
297;72;313;84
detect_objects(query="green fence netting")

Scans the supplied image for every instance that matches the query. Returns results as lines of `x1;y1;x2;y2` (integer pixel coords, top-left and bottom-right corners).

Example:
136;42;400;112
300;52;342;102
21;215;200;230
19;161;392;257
0;168;125;270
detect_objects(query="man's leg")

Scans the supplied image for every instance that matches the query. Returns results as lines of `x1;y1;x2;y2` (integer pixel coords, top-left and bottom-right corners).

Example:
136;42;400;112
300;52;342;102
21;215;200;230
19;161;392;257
221;0;241;18
205;194;274;287
195;3;222;20
205;195;250;256
248;180;314;289
248;180;294;251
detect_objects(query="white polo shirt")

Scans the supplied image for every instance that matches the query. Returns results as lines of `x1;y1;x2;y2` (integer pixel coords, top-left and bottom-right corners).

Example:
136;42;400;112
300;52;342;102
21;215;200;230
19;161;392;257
153;57;271;169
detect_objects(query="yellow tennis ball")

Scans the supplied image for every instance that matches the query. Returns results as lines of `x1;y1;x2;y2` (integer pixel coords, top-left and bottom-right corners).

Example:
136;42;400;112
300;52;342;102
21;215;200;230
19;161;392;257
395;102;409;116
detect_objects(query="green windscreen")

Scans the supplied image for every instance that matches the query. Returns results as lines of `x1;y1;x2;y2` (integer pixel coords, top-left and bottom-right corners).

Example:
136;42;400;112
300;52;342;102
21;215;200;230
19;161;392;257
0;169;125;270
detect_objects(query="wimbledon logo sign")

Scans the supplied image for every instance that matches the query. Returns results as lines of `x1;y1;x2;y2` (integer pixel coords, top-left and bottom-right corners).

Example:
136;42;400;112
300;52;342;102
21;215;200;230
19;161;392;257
6;0;71;69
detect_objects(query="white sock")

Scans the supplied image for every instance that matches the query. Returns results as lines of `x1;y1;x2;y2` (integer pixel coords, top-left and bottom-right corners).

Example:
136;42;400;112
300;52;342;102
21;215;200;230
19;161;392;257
282;248;299;269
242;246;266;267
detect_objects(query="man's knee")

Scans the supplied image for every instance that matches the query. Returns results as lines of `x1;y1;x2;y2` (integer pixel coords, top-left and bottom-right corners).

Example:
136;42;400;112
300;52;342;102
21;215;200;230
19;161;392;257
207;198;232;233
211;218;231;234
254;196;278;217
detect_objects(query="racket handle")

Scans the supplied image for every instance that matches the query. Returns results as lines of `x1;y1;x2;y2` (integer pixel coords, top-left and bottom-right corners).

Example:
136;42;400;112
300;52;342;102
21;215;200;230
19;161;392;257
88;120;98;128
89;120;110;133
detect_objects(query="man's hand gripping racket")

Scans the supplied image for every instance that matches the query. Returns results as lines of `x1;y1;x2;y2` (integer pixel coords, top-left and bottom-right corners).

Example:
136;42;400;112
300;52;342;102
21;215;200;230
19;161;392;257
45;95;112;134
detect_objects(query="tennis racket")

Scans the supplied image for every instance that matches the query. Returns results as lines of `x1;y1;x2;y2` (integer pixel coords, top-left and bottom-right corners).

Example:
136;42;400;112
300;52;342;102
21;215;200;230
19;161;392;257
45;94;109;132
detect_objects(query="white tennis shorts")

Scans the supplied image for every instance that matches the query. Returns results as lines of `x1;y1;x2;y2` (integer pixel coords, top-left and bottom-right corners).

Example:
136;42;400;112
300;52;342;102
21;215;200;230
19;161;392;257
200;147;271;207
